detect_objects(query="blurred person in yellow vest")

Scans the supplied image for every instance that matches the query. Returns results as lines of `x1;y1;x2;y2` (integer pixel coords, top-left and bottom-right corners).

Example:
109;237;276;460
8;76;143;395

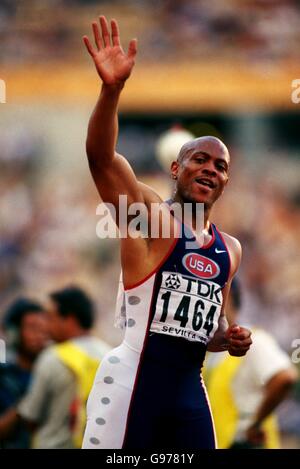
0;286;111;448
203;278;298;449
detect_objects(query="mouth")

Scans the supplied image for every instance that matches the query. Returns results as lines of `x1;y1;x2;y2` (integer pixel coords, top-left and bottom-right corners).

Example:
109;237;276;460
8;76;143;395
195;177;216;190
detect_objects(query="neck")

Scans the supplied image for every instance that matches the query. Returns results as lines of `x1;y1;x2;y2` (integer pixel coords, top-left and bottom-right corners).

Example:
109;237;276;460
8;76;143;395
65;329;90;341
171;193;211;231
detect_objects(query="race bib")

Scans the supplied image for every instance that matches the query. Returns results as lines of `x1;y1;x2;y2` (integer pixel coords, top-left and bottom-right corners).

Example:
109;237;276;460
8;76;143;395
150;271;223;344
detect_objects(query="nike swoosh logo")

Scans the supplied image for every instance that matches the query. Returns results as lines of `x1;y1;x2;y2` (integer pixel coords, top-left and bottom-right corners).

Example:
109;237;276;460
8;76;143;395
215;248;226;254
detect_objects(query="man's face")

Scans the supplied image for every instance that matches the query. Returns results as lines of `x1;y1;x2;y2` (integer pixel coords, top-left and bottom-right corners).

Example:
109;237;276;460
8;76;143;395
172;138;230;207
20;312;49;357
46;300;68;343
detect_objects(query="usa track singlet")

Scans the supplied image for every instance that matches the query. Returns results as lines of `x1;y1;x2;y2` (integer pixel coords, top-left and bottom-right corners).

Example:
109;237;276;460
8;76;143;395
82;220;230;449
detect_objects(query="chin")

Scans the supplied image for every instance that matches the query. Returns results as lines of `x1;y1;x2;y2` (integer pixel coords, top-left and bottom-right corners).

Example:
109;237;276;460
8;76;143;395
179;188;214;206
190;193;212;205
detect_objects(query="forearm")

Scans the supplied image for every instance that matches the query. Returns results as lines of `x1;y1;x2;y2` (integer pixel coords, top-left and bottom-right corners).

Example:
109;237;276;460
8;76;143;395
251;371;297;427
207;315;229;352
86;82;124;165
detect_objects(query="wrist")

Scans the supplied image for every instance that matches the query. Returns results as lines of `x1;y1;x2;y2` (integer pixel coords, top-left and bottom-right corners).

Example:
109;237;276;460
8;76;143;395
102;82;125;94
249;419;262;429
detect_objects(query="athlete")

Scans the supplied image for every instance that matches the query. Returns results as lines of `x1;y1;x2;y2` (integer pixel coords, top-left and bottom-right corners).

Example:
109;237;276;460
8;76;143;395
82;16;252;449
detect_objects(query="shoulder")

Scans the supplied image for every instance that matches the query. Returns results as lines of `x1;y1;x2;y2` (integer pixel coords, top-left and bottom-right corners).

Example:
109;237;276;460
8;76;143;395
251;328;286;353
33;345;76;386
92;338;111;356
221;232;242;256
244;328;293;380
220;231;242;276
246;328;291;365
33;346;62;373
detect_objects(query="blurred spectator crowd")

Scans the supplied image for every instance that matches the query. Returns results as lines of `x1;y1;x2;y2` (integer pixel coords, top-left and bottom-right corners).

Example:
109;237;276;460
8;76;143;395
0;124;122;344
1;0;300;65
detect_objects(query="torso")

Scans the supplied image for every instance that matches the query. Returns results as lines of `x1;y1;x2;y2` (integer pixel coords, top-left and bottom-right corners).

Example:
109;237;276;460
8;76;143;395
120;220;230;448
120;199;217;289
122;220;231;352
83;218;231;449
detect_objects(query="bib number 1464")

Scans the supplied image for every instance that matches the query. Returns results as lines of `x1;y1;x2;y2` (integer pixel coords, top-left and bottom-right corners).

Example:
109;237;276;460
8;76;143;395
159;290;217;337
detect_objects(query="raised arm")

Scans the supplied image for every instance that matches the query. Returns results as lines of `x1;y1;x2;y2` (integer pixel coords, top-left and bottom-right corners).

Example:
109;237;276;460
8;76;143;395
83;17;155;210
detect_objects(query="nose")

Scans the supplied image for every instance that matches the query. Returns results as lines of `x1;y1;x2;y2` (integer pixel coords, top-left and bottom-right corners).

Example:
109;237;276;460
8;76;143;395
202;163;217;177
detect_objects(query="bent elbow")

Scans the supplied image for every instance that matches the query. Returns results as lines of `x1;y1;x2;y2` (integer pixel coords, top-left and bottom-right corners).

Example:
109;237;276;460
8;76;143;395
285;367;299;386
275;367;299;391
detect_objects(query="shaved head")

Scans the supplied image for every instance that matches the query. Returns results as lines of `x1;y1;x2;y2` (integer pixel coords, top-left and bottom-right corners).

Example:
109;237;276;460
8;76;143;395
177;136;230;164
171;135;230;208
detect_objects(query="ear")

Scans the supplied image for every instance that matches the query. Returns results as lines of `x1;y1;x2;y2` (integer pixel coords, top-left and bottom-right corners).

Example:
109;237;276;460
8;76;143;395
171;161;179;180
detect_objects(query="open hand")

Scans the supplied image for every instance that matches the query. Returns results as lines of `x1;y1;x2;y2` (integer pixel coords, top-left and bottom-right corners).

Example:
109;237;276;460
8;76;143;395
226;324;252;356
83;16;137;85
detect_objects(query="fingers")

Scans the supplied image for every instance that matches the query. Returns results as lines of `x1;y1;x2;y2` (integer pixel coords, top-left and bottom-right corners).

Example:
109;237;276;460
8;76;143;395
92;21;102;50
231;331;252;341
83;36;96;57
84;15;137;64
227;325;252;340
229;337;252;348
225;323;240;338
228;347;250;357
100;15;111;47
227;325;252;356
111;19;120;46
84;17;114;54
128;38;137;59
228;337;252;356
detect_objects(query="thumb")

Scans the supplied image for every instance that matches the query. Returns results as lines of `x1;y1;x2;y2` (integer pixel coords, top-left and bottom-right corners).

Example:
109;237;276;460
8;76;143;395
127;38;138;59
226;324;241;338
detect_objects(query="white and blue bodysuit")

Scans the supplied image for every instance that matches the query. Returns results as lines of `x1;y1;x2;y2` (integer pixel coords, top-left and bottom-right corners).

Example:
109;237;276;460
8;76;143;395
83;221;230;449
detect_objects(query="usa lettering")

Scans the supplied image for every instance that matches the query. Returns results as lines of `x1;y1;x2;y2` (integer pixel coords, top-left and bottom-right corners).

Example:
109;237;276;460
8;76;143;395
183;253;220;279
189;258;213;274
